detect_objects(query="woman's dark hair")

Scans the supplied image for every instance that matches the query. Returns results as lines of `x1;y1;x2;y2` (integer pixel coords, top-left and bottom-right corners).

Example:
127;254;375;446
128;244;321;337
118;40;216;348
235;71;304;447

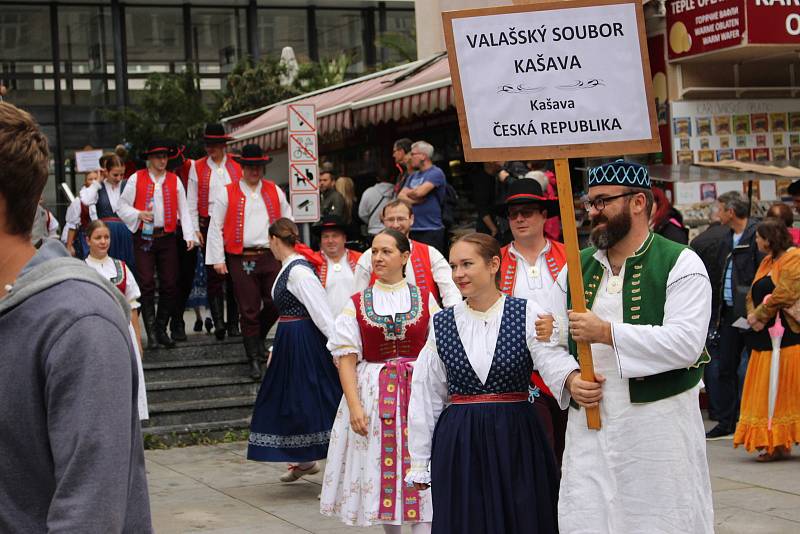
374;227;410;276
766;202;794;228
268;217;299;246
452;232;502;287
86;219;109;239
102;152;125;172
756;218;793;257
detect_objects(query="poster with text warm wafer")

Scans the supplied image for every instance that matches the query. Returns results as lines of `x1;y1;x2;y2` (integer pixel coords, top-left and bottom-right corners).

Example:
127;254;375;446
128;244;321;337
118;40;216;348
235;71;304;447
443;0;660;161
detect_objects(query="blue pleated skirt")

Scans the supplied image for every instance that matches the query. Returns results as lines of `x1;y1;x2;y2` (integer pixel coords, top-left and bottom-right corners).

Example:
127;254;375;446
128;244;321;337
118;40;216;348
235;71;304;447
247;318;343;462
105;219;136;274
430;401;560;534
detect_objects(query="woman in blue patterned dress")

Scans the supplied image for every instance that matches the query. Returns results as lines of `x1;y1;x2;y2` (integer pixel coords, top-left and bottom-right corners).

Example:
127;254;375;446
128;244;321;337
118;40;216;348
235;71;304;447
247;218;343;482
406;233;599;534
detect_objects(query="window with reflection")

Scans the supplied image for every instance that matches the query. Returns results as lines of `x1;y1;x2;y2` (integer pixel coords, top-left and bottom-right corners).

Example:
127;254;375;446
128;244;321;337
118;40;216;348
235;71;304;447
377;10;416;65
0;5;52;75
190;7;244;75
125;7;184;74
257;9;309;61
316;10;364;74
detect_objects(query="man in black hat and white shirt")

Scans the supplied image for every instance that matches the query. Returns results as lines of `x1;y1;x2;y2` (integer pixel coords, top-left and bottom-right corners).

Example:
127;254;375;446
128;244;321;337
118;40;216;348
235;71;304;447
117;139;197;349
206;143;291;378
188;123;244;340
313;215;362;316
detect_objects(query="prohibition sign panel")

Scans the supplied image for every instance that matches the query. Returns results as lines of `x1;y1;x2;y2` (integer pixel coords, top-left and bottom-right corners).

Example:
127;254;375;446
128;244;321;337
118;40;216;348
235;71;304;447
289;134;318;163
288;104;317;133
290;163;319;192
291;192;321;223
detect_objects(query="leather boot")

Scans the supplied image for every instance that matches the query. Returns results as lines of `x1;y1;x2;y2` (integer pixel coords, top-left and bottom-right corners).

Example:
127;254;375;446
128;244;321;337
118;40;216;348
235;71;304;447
209;295;226;341
170;314;187;342
226;291;241;338
243;336;263;380
155;297;177;349
141;298;158;350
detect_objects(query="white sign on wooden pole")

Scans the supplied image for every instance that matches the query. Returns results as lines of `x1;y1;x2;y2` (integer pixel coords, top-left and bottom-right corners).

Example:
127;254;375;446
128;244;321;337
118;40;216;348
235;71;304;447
287;104;320;223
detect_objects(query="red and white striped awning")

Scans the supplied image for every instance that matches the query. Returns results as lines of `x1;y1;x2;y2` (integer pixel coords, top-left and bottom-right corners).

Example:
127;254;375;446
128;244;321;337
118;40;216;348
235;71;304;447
226;55;453;152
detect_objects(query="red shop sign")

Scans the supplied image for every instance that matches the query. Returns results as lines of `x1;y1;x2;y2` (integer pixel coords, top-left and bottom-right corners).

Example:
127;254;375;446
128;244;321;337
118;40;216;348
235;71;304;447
666;0;745;59
746;0;800;44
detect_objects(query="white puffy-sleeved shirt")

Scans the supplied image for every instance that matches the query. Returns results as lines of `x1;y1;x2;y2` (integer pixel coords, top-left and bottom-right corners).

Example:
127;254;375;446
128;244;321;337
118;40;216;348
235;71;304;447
322;252;357;317
327;279;440;359
186;155;236;230
273;253;334;339
205;180;293;266
84;255;141;309
405;295;580;484
116;170;196;242
353;241;461;308
81;180;123;214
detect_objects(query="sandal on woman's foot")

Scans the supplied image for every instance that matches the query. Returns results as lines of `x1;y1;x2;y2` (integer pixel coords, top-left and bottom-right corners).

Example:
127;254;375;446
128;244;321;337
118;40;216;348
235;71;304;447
756;448;787;462
280;462;320;482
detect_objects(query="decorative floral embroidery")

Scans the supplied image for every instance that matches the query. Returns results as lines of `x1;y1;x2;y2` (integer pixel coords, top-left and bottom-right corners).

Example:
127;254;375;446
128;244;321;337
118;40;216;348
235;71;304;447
359;285;422;340
249;430;331;448
109;258;125;285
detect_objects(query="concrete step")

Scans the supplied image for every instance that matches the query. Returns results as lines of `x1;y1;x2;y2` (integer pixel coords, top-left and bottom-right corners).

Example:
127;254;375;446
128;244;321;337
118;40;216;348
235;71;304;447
146;376;259;404
141;418;251;447
144;335;244;363
143;396;256;428
143;356;252;382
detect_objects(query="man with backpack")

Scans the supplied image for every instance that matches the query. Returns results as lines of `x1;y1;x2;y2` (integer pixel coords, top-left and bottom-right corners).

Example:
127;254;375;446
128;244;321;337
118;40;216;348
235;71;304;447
398;140;449;254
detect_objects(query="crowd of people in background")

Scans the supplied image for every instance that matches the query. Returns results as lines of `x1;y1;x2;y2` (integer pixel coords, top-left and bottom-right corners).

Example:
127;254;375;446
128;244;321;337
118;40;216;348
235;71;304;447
3;96;799;533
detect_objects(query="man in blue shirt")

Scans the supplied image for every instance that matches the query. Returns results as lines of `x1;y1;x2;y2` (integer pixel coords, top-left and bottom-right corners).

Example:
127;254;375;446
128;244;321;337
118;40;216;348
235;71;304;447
398;140;447;253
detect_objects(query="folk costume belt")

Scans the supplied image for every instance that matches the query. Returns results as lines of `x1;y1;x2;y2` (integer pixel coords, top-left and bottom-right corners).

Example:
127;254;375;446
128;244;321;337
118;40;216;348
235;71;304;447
241;247;269;256
377;357;421;523
139;227;170;239
278;315;308;322
449;392;529;404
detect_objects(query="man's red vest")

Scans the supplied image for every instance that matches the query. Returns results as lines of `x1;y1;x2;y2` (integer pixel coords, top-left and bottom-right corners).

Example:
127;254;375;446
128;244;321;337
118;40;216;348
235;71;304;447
499;240;567;294
369;240;441;304
317;249;362;288
195;156;243;218
499;240;567;399
132;169;178;233
352;285;431;362
223;180;282;255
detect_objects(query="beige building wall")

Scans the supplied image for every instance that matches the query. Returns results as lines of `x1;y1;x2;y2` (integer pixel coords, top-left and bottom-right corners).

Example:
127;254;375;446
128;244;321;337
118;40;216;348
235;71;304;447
414;0;512;59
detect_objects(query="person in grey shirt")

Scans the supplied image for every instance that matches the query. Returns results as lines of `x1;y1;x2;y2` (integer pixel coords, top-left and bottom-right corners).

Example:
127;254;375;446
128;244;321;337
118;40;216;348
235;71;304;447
0;101;152;534
358;169;394;242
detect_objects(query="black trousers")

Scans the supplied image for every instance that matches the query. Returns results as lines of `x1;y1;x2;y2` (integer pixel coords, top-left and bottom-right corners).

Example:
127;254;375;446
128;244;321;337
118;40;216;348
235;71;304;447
714;305;750;431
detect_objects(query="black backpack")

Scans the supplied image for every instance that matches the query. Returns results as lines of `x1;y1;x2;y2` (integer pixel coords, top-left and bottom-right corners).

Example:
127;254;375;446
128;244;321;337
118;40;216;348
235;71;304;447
440;181;459;228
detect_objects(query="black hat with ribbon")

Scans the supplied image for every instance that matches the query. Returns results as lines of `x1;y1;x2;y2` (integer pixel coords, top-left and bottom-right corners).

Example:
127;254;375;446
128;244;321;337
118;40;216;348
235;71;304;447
312;214;348;236
500;177;559;216
203;123;233;144
232;144;272;166
141;138;173;158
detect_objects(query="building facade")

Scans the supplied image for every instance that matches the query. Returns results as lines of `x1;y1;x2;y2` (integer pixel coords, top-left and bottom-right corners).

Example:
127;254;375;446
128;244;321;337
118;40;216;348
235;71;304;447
0;0;415;210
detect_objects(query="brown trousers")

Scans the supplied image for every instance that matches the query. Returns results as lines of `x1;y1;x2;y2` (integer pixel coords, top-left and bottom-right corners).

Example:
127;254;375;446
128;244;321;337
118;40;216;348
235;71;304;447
227;250;281;337
134;232;178;300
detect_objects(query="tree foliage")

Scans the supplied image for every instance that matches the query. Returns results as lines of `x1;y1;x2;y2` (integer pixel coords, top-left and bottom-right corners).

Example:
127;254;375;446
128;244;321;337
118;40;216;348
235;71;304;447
105;67;211;158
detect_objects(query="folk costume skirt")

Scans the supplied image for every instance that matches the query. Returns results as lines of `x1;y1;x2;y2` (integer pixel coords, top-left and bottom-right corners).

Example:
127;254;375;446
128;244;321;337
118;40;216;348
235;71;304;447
247;317;341;462
105;219;136;274
734;344;800;453
430;400;559;534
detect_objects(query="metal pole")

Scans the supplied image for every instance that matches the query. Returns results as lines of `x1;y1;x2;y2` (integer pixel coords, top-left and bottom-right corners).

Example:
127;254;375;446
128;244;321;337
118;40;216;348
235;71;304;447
50;3;68;195
111;0;127;114
302;223;311;246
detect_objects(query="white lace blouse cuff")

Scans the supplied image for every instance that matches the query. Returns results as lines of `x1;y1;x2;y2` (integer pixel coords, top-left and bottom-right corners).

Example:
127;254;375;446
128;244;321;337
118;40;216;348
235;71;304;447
329;346;360;360
404;469;431;485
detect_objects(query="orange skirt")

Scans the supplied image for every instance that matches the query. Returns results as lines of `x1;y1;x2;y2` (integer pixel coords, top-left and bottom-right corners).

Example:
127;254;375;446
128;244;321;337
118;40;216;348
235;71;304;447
733;344;800;453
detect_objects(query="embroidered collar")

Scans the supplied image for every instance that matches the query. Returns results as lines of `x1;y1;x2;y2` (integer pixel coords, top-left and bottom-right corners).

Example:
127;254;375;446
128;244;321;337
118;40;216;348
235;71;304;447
374;279;407;292
463;294;505;320
360;284;422;339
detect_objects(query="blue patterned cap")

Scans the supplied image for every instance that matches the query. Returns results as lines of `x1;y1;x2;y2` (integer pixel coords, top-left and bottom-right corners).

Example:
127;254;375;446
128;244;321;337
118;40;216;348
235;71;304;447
588;159;650;189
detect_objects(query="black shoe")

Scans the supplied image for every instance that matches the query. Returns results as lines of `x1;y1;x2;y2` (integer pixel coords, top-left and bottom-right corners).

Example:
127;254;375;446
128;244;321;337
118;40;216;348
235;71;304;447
141;298;158;350
705;424;734;440
155;299;177;349
193;319;203;333
204;317;213;334
209;295;226;341
243;336;263;381
170;318;187;342
227;322;242;338
226;291;241;338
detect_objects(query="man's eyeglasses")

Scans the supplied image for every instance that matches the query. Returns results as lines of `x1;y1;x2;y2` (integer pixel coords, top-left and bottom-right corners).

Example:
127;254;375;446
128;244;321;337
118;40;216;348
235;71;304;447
508;206;542;219
582;191;638;212
384;216;410;224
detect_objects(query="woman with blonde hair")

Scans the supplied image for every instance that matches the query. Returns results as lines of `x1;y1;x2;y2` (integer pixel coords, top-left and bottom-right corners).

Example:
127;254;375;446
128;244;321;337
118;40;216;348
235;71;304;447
740;218;800;461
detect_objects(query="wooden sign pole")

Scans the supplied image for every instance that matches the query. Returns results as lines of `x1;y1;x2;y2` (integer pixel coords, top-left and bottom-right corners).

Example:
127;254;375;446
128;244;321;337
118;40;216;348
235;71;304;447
553;159;601;430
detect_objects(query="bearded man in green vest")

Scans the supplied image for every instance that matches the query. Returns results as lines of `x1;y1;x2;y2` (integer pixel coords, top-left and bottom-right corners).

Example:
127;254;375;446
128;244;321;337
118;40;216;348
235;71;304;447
541;160;714;533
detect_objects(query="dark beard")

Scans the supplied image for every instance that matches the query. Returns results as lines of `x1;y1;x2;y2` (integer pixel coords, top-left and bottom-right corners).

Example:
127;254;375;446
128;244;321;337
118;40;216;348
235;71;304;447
590;204;632;250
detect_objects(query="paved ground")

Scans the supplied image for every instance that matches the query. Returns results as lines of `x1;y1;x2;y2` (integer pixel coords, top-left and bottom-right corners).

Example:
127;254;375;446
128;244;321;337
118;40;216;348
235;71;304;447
146;420;800;533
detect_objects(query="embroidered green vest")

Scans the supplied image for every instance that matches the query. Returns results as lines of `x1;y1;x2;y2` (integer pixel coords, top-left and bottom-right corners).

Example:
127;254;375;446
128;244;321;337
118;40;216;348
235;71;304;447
567;233;710;404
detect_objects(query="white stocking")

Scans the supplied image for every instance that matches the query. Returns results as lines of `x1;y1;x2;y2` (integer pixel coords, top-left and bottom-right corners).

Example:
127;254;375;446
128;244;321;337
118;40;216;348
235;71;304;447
411;522;432;534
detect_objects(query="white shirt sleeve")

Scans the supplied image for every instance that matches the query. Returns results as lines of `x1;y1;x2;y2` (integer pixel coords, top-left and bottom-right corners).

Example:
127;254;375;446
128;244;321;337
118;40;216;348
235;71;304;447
407;322;449;484
175;179;195;242
124;264;142;309
80;181;101;206
65;199;81;228
326;300;362;360
187;160;200;231
353;249;373;293
277;185;293;221
610;249;712;378
116;173;141;233
286;264;335;339
428;245;461;307
525;300;579;410
205;185;228;266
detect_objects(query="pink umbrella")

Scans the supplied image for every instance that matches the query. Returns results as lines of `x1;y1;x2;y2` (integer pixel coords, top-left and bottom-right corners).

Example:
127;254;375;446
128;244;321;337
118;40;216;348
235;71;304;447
764;295;783;431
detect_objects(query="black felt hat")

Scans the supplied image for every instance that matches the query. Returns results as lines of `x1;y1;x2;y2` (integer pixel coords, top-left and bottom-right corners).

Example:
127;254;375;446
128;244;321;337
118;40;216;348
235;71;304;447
312;214;348;236
232;144;272;166
141;138;173;158
203;123;232;144
499;178;559;216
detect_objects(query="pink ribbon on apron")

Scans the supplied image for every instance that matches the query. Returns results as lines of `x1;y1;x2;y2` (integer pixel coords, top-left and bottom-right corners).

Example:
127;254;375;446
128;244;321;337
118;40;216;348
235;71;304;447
377;357;421;522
